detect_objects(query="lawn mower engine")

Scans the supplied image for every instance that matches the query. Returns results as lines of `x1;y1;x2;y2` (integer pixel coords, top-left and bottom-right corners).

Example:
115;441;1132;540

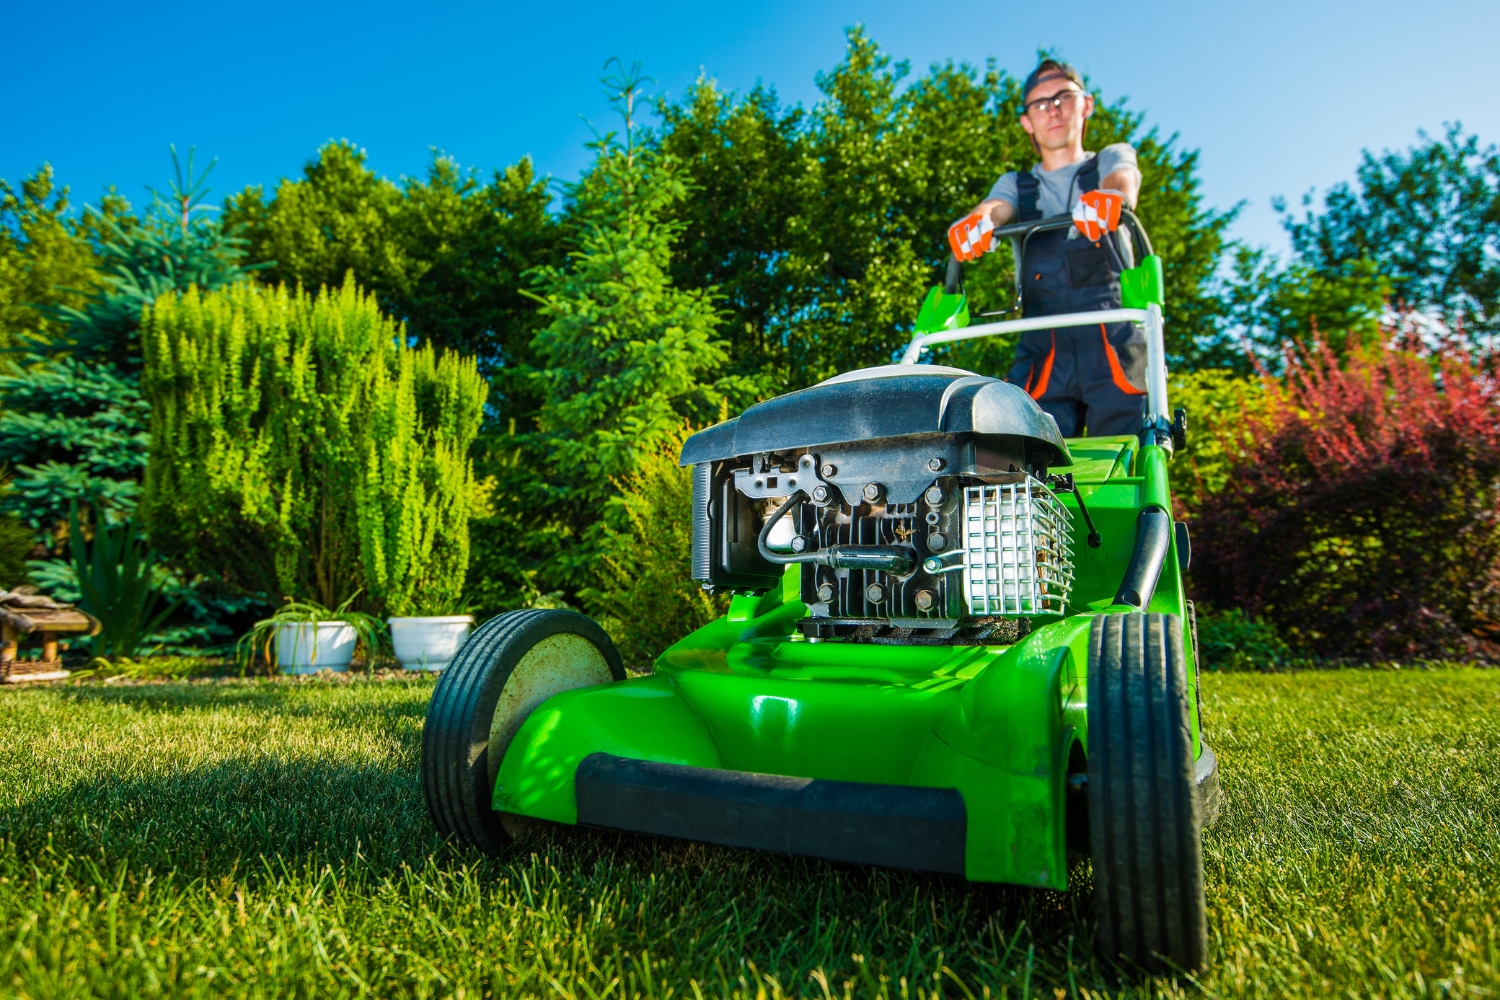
682;366;1079;644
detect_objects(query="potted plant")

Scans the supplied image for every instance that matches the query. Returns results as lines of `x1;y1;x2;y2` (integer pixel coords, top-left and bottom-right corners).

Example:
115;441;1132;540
387;601;474;671
238;596;388;674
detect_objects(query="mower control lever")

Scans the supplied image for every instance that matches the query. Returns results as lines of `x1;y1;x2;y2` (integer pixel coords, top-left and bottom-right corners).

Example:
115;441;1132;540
1047;474;1102;548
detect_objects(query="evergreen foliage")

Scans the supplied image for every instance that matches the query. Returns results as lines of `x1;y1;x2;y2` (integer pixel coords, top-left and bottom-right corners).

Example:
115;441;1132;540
530;78;746;490
0;518;32;590
141;276;487;616
0;150;254;542
48;149;258;368
0;358;148;530
224;142;561;419
0;166;100;352
0;482;34;590
582;424;728;671
486;62;752;598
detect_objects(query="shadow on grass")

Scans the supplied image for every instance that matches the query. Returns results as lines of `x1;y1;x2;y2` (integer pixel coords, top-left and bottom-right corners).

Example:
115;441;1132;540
4;759;1124;993
2;756;435;881
4;677;1135;993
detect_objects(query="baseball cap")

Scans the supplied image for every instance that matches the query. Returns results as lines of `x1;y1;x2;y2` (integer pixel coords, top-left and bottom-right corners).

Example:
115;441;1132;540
1021;60;1085;105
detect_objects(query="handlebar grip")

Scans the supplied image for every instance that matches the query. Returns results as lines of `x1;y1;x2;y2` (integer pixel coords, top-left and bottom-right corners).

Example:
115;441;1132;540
991;214;1075;240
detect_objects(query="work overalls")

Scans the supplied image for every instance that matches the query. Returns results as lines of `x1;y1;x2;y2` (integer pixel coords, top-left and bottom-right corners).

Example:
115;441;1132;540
1004;158;1148;438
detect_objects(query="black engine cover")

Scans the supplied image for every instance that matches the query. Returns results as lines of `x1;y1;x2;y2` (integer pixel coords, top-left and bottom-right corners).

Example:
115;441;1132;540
679;366;1071;471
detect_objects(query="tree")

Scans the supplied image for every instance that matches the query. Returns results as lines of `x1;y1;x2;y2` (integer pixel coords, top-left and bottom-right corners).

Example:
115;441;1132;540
224;143;563;422
0;152;266;651
0;149;256;540
656;29;1235;385
51;149;259;370
1280;125;1500;345
512;61;752;595
655;80;806;388
1219;248;1390;369
224;141;411;307
0;165;100;352
141;276;487;615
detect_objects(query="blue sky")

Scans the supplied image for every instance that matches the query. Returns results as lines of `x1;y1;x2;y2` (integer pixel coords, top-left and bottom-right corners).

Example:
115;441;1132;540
4;0;1497;254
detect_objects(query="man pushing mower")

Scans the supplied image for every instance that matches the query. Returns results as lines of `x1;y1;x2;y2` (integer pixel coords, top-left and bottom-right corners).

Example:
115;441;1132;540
949;59;1146;437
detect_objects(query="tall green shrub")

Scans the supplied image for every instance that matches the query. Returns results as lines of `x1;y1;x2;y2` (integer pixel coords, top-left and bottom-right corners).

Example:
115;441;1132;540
140;275;487;615
582;424;729;671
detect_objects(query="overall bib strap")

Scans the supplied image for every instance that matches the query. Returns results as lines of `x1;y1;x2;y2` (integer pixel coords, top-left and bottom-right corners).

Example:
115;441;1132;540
1076;157;1101;198
1016;172;1042;222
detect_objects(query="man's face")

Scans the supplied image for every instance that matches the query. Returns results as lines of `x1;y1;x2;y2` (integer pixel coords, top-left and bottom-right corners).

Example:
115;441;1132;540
1019;78;1094;151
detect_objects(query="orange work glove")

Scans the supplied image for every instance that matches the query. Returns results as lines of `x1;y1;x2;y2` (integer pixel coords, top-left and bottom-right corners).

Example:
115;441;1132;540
947;212;996;261
1072;189;1123;241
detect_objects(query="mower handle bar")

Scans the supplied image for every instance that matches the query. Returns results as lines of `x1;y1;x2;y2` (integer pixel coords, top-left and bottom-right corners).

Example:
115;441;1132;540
943;209;1154;296
925;207;1169;445
897;304;1171;445
943;217;1073;295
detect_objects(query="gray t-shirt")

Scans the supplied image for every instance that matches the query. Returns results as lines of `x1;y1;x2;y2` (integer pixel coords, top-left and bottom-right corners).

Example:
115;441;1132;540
986;144;1140;218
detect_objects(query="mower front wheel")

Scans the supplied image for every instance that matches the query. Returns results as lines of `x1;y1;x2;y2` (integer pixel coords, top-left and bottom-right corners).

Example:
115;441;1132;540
1087;612;1208;974
422;609;626;855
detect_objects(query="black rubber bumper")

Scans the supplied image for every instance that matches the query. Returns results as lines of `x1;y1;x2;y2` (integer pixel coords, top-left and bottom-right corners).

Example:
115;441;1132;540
574;753;967;875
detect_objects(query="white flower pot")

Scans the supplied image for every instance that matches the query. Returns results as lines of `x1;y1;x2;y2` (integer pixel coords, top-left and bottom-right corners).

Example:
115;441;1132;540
276;621;357;673
388;615;474;671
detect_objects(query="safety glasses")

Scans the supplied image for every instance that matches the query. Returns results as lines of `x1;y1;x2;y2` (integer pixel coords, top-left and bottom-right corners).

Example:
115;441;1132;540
1022;89;1085;118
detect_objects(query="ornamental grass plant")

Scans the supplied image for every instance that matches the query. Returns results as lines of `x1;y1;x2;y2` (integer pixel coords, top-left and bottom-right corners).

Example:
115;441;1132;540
66;502;177;660
139;275;487;617
235;594;391;674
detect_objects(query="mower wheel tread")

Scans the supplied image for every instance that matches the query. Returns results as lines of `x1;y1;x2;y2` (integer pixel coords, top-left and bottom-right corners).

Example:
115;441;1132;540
422;609;625;856
1087;612;1208;973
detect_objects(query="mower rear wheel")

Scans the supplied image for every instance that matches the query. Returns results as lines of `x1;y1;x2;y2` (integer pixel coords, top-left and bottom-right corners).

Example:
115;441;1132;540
422;609;625;855
1087;612;1207;974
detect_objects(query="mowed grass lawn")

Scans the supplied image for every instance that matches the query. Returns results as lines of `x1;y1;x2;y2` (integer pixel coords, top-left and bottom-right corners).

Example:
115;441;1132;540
1;668;1496;999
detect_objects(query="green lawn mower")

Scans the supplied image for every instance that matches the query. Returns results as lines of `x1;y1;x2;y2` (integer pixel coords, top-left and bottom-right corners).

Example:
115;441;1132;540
423;211;1220;974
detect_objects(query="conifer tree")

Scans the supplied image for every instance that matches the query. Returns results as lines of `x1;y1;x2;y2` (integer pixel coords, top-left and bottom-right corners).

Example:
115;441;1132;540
0;149;256;542
517;61;754;592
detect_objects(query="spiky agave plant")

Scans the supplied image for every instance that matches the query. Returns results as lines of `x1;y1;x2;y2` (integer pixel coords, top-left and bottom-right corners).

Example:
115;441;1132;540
67;503;179;660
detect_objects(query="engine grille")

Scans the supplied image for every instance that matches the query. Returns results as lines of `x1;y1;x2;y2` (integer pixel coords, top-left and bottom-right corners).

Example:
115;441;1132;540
961;478;1074;615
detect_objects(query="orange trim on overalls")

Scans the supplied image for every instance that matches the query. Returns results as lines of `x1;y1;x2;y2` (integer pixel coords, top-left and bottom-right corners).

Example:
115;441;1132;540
1026;332;1056;400
1100;324;1146;396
